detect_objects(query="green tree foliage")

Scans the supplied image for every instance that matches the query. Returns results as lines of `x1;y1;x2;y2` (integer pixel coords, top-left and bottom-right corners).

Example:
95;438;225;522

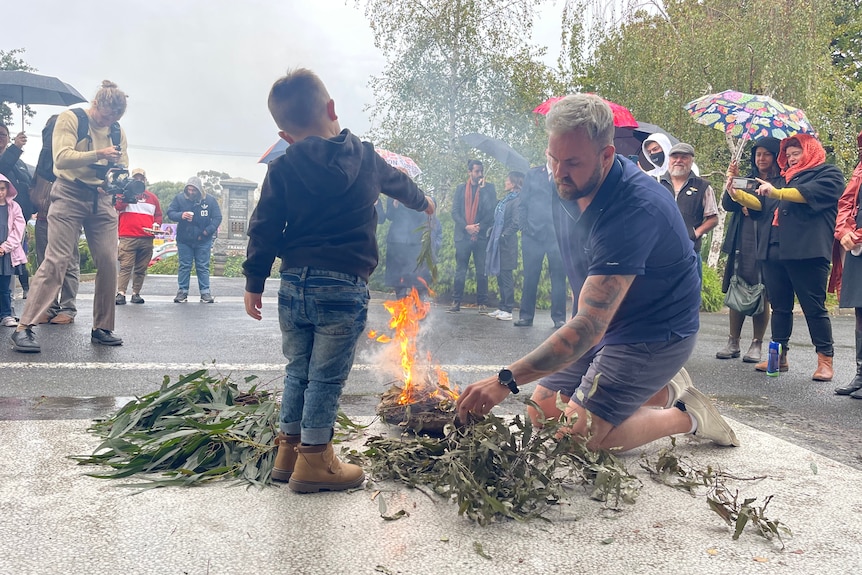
148;181;185;221
357;0;555;208
0;48;37;126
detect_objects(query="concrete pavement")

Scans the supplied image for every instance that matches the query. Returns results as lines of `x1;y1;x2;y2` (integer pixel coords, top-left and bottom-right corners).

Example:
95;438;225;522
1;275;860;574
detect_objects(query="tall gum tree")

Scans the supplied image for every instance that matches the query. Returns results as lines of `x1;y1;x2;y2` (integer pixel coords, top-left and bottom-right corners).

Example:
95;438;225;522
357;0;554;207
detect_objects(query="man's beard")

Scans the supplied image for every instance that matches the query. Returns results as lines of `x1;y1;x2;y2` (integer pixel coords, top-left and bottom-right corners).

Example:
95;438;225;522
669;165;689;177
556;163;603;201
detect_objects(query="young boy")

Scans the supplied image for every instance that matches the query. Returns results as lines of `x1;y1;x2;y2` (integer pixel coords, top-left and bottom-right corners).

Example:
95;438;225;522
243;69;434;493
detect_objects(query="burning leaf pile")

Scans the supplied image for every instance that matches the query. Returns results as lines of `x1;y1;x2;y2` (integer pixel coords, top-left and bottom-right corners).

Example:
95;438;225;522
368;288;459;434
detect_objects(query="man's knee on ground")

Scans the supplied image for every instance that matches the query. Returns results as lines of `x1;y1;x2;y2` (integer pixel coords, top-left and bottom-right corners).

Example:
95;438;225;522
527;386;569;427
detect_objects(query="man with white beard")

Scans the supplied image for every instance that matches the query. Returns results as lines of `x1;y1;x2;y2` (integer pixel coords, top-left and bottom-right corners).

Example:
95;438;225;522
660;143;719;280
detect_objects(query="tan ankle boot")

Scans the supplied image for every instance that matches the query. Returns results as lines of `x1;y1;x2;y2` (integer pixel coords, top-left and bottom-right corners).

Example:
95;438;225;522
288;443;365;493
271;433;301;482
812;353;834;382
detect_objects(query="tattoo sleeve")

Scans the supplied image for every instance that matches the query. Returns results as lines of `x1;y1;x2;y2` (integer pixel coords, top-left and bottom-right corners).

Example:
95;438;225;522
520;274;635;377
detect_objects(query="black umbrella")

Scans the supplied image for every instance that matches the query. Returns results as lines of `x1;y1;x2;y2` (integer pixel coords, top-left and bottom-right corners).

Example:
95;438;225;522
0;70;87;128
613;122;680;165
460;133;530;173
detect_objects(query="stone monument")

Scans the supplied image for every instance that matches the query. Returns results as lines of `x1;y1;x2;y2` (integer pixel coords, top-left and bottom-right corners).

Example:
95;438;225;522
212;177;258;275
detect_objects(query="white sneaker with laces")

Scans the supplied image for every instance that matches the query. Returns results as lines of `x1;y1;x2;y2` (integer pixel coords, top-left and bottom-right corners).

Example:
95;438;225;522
496;311;513;321
487;309;503;318
1;316;18;327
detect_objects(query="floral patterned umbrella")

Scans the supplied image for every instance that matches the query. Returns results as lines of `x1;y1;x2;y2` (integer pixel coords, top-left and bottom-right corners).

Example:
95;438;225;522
684;90;815;161
533;95;638;128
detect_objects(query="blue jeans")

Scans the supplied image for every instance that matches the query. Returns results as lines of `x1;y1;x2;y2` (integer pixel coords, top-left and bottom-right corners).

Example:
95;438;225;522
0;275;13;318
176;239;213;294
278;267;370;445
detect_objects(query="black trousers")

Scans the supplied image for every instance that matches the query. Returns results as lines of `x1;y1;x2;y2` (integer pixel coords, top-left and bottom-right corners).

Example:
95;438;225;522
519;234;567;323
453;238;488;305
761;255;833;356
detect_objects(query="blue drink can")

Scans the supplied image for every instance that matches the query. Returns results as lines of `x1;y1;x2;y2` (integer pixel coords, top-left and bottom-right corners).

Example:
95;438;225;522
766;341;782;376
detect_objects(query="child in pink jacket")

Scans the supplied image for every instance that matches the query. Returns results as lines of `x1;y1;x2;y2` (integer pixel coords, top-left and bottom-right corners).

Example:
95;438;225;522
0;173;27;326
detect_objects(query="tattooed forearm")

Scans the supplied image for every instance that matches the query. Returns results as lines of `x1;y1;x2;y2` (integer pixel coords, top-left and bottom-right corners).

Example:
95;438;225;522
518;274;634;378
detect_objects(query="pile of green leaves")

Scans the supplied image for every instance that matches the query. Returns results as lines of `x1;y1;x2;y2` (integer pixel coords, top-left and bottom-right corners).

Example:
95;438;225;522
350;410;641;525
71;370;278;489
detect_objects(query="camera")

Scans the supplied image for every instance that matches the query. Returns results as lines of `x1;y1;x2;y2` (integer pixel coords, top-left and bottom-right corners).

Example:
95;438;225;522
731;177;759;193
105;168;146;204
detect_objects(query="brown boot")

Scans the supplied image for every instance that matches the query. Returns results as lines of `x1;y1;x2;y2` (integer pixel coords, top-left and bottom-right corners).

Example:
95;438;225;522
715;337;741;359
742;340;762;363
271;433;300;482
288;443;365;493
812;353;834;382
755;349;789;372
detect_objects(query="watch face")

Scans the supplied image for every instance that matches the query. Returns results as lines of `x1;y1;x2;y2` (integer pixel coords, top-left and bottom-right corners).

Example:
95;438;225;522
499;369;513;384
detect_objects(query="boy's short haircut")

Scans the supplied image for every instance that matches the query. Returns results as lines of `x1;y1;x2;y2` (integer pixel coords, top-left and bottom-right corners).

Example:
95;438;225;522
267;68;331;133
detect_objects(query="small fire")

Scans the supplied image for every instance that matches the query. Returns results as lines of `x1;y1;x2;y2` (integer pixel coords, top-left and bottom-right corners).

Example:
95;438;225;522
368;287;459;405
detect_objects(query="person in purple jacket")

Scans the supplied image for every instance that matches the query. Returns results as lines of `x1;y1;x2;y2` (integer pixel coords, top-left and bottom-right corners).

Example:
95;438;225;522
243;68;435;493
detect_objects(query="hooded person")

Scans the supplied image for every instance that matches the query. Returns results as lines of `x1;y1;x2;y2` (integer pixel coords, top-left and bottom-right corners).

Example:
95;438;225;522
716;136;783;363
641;133;672;179
0;173;27;326
166;176;223;303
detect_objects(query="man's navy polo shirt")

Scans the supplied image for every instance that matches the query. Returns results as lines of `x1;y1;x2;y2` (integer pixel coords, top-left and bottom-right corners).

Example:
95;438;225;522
552;155;700;345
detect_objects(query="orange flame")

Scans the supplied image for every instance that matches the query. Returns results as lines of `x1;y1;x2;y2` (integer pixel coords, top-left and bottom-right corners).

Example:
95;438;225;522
369;288;458;404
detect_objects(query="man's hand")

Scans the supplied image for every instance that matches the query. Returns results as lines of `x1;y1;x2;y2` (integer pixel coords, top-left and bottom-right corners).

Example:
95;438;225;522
455;375;511;422
12;131;26;149
96;146;122;163
244;291;263;320
182;211;194;221
423;195;436;215
465;223;480;235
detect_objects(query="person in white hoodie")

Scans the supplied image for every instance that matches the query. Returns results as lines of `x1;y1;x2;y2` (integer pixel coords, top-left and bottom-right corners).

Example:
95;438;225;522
0;173;27;327
640;133;672;180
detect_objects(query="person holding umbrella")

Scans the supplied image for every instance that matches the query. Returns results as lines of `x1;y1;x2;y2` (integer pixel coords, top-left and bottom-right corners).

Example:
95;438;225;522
727;134;844;381
716;137;783;363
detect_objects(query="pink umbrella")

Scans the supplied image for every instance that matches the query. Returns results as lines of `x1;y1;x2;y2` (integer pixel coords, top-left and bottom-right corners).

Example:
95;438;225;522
533;95;638;128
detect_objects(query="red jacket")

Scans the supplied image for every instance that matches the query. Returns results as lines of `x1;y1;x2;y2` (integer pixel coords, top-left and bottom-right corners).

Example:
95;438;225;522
116;190;163;238
828;154;862;294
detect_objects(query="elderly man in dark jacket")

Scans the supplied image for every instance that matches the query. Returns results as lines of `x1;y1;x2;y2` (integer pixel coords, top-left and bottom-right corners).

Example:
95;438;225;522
167;176;222;303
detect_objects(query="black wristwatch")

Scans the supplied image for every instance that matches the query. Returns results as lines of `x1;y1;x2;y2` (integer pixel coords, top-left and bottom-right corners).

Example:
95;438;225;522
498;368;519;394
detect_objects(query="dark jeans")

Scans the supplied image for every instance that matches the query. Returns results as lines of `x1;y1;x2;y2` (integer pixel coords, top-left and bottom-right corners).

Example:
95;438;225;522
453;238;488;305
762;256;833;356
519;234;567;322
496;269;515;312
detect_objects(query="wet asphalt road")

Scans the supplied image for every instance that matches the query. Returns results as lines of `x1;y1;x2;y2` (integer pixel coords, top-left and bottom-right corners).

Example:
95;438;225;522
1;274;859;470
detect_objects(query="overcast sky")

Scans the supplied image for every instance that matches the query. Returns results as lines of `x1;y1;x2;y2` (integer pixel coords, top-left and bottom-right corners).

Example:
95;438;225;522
5;0;562;185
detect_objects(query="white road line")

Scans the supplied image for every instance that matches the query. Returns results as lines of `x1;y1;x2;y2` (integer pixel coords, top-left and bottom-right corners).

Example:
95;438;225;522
0;362;500;372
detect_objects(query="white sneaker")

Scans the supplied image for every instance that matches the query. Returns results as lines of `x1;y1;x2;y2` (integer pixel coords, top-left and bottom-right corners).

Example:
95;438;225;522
1;316;19;327
679;386;740;447
496;311;513;321
486;309;503;318
665;367;693;407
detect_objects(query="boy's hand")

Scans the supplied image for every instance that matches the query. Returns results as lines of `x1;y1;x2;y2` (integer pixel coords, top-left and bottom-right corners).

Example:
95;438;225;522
423;195;435;215
244;291;263;320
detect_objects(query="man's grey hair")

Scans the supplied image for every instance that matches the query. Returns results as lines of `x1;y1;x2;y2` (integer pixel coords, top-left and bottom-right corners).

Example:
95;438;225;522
546;94;614;149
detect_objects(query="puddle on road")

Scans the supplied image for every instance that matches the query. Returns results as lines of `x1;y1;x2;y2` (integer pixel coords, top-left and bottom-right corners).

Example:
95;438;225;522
0;396;136;421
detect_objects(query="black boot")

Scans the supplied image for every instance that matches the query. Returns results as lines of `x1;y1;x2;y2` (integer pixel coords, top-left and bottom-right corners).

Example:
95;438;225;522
836;328;862;395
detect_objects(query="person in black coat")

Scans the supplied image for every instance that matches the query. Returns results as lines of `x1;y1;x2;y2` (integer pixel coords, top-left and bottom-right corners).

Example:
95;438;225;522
717;137;784;363
484;171;523;320
448;159;496;312
728;133;844;381
376;195;435;299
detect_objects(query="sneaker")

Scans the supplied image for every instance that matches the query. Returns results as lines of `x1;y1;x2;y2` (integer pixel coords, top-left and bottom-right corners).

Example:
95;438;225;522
486;309;503;318
91;328;123;346
115;293;126;305
496;311;513;321
200;293;215;304
447;303;460;313
1;316;18;327
478;305;489;314
11;327;40;353
173;290;188;303
678;386;740;447
130;294;145;304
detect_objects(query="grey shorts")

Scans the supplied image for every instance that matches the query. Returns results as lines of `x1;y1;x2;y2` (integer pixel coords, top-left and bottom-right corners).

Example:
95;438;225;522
537;334;697;426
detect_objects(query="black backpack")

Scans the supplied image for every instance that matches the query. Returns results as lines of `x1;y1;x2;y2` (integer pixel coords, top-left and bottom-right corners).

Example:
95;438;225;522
34;108;121;183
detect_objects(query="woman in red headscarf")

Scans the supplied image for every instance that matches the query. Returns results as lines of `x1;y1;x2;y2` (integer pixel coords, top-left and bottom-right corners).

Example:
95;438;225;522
728;133;844;381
